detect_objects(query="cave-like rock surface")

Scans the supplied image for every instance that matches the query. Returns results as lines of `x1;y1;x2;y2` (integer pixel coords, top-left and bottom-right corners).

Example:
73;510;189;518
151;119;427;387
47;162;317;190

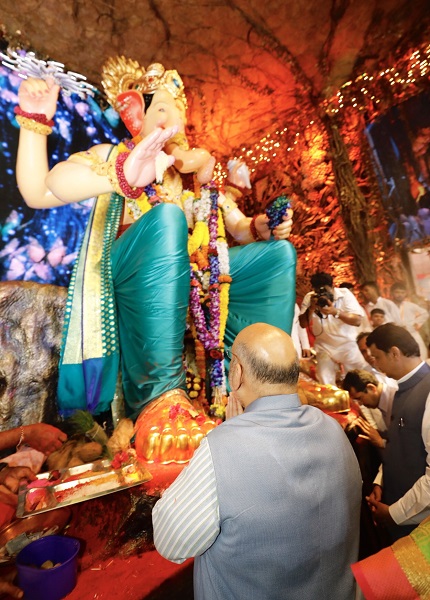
1;0;429;157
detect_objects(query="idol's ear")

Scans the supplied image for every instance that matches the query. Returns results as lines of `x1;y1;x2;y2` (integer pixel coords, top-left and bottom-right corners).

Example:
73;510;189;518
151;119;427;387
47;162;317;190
116;90;145;137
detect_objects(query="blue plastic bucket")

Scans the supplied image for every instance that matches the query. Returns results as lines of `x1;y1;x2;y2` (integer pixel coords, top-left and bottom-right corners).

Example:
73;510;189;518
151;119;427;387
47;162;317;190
16;535;80;600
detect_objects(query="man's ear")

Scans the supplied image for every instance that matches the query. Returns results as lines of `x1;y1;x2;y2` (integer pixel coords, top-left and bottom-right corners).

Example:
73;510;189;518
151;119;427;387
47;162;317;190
116;90;145;137
366;383;377;393
229;361;243;392
390;346;402;360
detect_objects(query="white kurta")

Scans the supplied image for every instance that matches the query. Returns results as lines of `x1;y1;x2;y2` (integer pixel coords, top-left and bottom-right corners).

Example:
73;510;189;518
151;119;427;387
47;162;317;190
397;300;429;360
363;296;402;325
300;288;367;385
291;303;311;357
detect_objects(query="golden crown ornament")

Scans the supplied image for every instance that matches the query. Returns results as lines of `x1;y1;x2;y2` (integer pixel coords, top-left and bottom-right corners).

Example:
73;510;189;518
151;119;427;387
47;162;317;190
102;56;188;110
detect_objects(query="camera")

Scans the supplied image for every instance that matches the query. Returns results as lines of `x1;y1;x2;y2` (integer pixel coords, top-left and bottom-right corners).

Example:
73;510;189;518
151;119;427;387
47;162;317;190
314;286;334;308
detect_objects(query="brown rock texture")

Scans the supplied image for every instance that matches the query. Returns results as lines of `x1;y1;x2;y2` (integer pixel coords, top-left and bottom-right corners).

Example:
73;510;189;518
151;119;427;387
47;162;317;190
1;0;429;158
0;281;67;431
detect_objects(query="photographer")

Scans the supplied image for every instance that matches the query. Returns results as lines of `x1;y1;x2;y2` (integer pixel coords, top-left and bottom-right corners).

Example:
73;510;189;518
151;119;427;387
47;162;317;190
299;272;367;385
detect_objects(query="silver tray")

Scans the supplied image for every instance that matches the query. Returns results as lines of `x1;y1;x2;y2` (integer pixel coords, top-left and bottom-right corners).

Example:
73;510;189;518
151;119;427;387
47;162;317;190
17;459;152;518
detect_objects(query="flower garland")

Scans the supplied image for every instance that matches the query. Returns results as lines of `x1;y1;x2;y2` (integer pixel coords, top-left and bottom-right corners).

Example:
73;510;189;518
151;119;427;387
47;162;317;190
188;185;231;408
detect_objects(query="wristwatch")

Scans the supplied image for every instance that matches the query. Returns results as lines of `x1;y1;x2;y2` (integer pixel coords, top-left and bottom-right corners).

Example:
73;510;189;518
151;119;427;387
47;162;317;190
0;462;9;472
334;309;341;319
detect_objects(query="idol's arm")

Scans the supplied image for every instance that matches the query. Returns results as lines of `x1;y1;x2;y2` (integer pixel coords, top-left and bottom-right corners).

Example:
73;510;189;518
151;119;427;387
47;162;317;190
16;77;64;208
48;128;178;204
220;192;293;245
16;78;177;207
164;139;215;184
16;77;115;208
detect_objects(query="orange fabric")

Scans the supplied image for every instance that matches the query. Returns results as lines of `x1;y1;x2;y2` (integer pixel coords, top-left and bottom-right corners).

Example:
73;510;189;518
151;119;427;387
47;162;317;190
352;547;419;600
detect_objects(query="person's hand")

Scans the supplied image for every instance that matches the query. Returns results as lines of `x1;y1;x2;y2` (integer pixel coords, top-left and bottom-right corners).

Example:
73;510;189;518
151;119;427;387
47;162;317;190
366;496;395;526
366;484;382;505
18;77;60;119
225;394;244;420
353;417;385;448
0;466;36;495
0;575;24;599
319;299;336;317
0;485;20;507
308;294;319;311
24;424;67;456
124;126;178;188
301;349;313;358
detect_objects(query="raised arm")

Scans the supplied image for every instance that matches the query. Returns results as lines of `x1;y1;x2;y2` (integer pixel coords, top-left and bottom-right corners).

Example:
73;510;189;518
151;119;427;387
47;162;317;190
16;78;177;208
16;77;63;208
16;78;114;207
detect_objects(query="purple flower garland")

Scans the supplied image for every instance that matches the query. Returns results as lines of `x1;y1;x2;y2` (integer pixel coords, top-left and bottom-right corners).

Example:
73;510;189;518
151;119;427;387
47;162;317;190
189;185;225;391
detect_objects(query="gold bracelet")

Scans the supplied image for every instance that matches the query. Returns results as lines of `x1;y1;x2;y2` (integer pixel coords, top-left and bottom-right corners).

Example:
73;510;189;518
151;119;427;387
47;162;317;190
16;425;25;451
220;196;239;217
16;115;52;135
224;185;244;202
71;148;108;172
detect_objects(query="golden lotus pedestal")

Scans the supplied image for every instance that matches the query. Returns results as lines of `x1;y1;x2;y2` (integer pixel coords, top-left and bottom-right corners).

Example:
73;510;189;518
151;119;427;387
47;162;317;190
134;389;217;464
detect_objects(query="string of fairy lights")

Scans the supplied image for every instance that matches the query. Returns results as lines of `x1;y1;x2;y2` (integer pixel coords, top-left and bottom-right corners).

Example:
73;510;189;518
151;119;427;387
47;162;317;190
213;123;316;182
324;42;430;115
214;40;430;181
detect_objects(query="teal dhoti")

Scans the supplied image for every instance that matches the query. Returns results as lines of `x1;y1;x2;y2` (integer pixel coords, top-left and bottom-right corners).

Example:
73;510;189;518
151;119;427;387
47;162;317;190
110;203;190;419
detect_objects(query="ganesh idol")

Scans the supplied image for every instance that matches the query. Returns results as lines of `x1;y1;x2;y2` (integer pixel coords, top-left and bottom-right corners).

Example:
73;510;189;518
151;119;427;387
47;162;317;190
14;58;297;463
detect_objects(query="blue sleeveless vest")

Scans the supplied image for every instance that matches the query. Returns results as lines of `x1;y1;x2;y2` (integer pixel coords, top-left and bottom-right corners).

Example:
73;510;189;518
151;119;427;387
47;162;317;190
383;363;430;506
194;394;362;600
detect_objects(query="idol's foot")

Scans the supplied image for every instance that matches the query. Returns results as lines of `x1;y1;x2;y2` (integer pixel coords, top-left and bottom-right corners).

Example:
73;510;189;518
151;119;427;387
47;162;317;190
134;389;217;464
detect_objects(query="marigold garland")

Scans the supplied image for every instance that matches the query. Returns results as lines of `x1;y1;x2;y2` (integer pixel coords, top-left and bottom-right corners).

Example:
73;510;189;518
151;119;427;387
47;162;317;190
188;185;231;405
188;221;209;255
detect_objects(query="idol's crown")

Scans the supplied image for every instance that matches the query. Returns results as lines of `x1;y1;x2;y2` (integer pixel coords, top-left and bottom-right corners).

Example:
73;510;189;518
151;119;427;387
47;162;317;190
102;56;188;110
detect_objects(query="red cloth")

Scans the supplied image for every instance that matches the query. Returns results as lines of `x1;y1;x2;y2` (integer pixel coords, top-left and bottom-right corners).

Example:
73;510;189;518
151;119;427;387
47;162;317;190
67;552;193;599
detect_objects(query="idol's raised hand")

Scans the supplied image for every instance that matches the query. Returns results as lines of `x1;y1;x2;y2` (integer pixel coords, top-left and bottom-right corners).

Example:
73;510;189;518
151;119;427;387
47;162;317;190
18;77;60;119
124;126;178;188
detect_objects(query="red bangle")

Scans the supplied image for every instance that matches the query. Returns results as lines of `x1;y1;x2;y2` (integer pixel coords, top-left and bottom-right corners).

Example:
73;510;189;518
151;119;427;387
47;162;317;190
250;214;263;241
14;106;54;127
115;151;144;199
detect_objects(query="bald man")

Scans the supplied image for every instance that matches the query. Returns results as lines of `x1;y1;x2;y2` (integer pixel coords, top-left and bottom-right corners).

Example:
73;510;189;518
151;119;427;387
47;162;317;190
152;323;362;600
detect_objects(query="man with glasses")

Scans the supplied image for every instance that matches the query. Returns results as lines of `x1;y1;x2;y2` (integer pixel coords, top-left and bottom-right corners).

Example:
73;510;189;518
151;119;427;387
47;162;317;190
153;323;361;600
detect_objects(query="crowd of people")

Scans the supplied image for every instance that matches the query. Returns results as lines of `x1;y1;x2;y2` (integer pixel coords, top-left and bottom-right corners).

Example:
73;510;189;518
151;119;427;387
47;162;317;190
297;271;429;382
